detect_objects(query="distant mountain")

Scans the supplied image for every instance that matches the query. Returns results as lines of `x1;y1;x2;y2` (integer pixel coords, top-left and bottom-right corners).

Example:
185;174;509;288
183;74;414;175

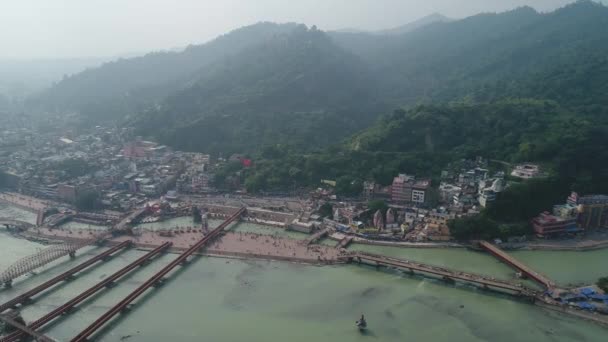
133;25;381;153
375;13;452;35
234;1;608;198
330;1;608;112
0;57;108;101
30;1;608;156
30;22;300;119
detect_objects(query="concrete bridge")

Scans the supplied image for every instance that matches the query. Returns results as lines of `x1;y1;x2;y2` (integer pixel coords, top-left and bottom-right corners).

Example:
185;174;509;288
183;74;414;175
341;252;539;298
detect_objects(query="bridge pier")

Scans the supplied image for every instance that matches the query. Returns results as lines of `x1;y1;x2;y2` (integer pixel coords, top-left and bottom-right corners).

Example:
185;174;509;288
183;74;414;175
152;278;167;288
69;208;246;342
4;280;12;288
341;252;540;300
69;251;76;259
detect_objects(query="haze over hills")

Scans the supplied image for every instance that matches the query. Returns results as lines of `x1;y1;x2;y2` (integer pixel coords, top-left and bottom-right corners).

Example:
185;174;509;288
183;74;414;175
133;25;380;153
0;57;108;103
29;22;301;119
375;13;452;35
28;0;608;158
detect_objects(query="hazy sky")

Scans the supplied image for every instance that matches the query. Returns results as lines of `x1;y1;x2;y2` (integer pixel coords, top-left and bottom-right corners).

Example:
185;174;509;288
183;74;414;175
0;0;576;59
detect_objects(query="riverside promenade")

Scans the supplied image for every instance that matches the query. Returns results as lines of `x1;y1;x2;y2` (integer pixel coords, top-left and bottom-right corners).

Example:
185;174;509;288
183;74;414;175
21;226;342;264
0;192;55;212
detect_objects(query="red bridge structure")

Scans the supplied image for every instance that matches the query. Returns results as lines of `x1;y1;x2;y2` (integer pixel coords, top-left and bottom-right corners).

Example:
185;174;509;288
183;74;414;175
0;207;245;341
1;242;172;342
479;241;556;290
70;207;246;342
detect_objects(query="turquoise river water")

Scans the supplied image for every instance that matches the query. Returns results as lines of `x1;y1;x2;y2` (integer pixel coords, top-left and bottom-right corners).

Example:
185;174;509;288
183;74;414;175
0;202;606;341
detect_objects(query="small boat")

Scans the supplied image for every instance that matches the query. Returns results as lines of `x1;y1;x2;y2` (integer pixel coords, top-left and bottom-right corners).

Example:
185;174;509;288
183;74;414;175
356;314;367;330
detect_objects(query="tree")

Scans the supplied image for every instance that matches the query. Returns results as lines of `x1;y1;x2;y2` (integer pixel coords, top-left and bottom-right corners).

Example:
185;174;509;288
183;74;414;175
318;202;333;218
598;277;608;292
448;215;500;241
192;207;202;223
368;200;388;215
75;190;100;211
335;176;363;197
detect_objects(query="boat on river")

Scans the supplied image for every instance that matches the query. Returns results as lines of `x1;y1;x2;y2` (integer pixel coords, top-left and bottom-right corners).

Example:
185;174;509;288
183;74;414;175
356;314;367;331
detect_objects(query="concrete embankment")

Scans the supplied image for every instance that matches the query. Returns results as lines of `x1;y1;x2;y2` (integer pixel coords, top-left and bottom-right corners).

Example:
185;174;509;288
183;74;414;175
330;232;466;249
503;240;608;252
535;300;608;327
0;192;54;213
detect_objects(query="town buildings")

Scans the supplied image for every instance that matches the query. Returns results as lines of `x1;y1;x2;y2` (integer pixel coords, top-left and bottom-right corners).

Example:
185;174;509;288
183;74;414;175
532;192;608;237
569;192;608;230
391;174;431;204
532;211;578;237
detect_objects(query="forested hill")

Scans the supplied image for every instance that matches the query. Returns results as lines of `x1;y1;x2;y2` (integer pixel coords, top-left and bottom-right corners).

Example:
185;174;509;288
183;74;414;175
30;0;608;154
29;22;300;119
132;26;380;153
329;1;608;110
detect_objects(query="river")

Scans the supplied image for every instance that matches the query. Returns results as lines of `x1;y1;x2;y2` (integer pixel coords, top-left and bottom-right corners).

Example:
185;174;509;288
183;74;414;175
0;206;606;341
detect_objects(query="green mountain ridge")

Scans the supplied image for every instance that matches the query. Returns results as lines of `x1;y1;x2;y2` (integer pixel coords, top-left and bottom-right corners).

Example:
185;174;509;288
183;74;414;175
29;22;301;120
133;25;381;153
29;0;608;160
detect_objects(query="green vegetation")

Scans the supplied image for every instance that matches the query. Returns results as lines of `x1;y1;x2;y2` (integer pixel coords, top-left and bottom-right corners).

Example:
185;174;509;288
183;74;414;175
134;25;379;154
368;200;388;215
192;206;202;223
75;189;100;211
318;203;333;218
28;2;608;238
598;277;608;292
55;159;94;180
448;214;530;241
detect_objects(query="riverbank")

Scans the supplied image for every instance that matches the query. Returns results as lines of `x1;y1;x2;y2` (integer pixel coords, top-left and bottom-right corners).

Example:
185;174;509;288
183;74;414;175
0;192;55;213
5;222;608;334
329;232;466;249
504;232;608;251
17;226;341;265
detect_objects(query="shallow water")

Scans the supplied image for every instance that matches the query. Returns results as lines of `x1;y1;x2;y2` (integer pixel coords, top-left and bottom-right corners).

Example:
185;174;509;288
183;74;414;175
0;202;37;224
0;236;605;342
510;249;608;287
0;204;606;341
348;244;518;281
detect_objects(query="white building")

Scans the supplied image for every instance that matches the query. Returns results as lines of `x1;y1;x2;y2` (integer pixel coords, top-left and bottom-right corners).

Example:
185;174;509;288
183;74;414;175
511;164;541;179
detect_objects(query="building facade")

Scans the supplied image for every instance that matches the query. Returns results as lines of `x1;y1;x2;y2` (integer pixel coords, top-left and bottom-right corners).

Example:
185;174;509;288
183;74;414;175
532;212;578;237
391;174;414;203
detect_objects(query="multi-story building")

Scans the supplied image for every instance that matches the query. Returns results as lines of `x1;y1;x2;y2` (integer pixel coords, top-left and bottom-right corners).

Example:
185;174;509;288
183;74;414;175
412;180;431;204
391;174;430;204
391;174;415;203
57;184;78;203
439;183;461;204
576;194;608;230
477;178;505;208
532;212;579;237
